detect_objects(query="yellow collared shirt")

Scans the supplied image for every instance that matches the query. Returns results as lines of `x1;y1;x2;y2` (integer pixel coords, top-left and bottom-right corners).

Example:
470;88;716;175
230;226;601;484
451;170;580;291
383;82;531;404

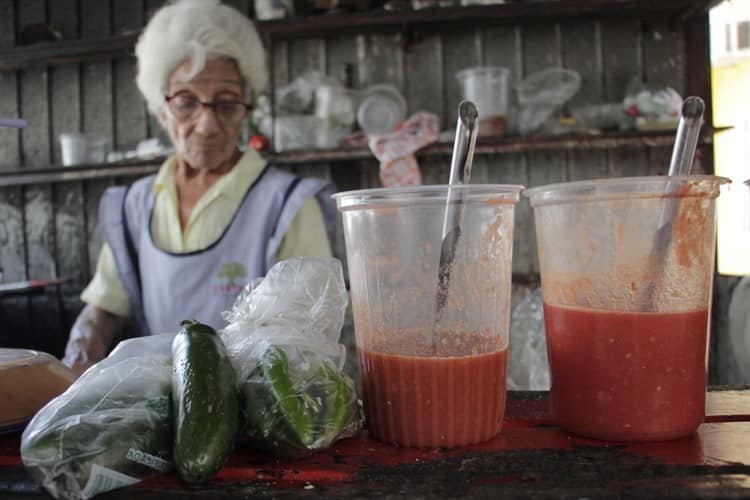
81;150;332;317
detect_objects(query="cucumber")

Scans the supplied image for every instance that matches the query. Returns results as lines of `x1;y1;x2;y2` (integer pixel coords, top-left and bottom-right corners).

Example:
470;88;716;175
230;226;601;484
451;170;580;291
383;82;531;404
172;320;239;484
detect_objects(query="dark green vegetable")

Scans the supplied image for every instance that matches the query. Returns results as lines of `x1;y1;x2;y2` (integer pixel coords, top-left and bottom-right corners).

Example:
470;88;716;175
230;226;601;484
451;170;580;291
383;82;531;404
172;320;239;484
241;346;359;458
313;362;358;441
20;359;173;500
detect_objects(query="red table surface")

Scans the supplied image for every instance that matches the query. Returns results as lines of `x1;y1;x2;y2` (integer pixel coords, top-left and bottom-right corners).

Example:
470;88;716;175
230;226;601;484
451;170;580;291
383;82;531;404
2;390;750;499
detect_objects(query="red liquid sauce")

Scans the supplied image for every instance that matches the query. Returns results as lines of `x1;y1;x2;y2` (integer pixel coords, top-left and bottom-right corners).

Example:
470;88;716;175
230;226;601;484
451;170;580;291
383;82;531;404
544;304;708;441
359;342;508;448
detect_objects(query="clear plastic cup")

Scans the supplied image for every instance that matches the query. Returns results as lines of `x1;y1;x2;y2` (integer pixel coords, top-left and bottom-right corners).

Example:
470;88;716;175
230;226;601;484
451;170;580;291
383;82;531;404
456;67;510;136
525;175;730;442
59;133;88;166
334;184;523;448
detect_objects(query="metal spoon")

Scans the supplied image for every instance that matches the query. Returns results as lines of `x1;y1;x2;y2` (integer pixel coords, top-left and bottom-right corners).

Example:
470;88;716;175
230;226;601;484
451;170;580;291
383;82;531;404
434;101;479;334
643;96;705;309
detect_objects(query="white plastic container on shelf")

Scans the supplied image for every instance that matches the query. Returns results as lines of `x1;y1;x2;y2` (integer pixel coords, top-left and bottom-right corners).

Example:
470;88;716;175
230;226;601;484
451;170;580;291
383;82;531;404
59;133;108;165
59;133;88;166
273;115;319;152
357;84;407;135
455;66;511;136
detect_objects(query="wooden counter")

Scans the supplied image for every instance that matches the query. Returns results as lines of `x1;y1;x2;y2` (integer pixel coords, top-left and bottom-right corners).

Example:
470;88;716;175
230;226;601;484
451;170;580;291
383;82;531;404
2;390;749;499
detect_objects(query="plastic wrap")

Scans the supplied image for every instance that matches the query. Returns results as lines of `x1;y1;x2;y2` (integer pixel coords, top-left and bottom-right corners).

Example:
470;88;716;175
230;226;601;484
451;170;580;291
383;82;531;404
220;258;361;458
21;334;175;500
516;68;581;135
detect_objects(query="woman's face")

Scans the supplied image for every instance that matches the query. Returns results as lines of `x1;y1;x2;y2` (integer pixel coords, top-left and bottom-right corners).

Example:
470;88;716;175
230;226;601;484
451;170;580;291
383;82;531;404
163;58;247;171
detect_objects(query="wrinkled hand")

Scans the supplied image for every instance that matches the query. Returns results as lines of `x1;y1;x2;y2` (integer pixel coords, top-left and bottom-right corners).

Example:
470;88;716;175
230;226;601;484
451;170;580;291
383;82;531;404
62;304;127;375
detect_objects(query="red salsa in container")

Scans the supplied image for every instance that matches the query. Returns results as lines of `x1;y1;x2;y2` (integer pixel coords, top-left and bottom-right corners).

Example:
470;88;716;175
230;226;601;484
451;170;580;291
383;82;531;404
544;304;708;441
358;332;508;448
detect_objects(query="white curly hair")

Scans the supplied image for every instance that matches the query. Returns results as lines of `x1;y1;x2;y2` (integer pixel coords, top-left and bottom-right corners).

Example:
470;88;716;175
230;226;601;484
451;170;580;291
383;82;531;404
135;0;267;116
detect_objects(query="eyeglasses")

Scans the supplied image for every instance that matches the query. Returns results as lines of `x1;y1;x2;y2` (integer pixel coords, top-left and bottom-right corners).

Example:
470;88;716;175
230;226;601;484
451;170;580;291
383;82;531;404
164;94;252;124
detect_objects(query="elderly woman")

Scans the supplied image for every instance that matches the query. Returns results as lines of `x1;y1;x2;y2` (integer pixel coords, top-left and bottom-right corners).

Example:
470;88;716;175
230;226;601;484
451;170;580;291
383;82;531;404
63;0;332;372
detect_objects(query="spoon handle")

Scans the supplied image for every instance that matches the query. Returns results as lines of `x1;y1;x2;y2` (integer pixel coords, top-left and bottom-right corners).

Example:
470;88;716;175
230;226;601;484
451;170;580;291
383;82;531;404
441;102;479;241
667;96;704;177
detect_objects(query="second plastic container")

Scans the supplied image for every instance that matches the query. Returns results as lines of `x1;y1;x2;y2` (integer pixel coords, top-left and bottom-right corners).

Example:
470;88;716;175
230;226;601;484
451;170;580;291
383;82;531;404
335;184;522;448
526;175;729;442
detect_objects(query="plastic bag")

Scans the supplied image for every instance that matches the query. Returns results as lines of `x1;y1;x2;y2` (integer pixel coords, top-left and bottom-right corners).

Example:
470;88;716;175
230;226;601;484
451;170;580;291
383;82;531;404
220;258;361;458
21;334;175;500
622;80;682;131
516;68;581;135
367;111;439;187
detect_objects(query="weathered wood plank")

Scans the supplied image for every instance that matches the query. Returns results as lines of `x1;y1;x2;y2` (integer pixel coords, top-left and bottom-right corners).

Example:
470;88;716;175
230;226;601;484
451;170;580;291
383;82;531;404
145;0;167;21
289;38;325;80
521;22;563;274
272;39;290;87
486;154;533;275
360;33;404;90
48;0;78;41
83;178;113;281
0;0;13;46
482;25;522;135
0;185;29;349
601;18;642;103
17;0;51;168
49;0;85;345
49;0;81;165
49;65;80;165
24;184;63;353
420;155;450;185
642;18;684;96
601;18;647;181
441;30;481;130
562;21;602;109
404;33;443;120
562;20;607;184
526;150;567;275
0;71;19;171
0;0;24;345
18;67;51;167
0;0;19;171
80;0;113;148
325;35;360;87
79;0;113;284
143;0;168;141
16;0;62;351
223;0;250;16
608;147;649;178
0;186;26;283
646;145;672;176
113;1;146;152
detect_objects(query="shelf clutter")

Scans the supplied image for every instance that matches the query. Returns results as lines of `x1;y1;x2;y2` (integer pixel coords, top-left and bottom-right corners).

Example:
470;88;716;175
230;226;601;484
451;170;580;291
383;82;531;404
0;128;721;187
0;0;717;71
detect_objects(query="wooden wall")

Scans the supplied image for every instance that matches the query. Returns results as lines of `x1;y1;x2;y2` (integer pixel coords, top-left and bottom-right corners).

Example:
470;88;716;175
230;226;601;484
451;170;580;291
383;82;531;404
0;0;732;384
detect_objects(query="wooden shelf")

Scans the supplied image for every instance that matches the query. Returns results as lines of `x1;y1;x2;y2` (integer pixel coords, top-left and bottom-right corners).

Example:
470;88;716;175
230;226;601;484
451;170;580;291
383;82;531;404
270;129;718;164
257;0;719;40
0;129;720;187
0;159;162;187
0;0;718;70
0;34;138;71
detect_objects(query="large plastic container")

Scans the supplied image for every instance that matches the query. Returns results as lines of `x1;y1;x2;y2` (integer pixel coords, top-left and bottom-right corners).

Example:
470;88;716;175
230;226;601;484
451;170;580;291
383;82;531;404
0;349;76;434
456;67;510;136
525;176;730;442
334;184;523;448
